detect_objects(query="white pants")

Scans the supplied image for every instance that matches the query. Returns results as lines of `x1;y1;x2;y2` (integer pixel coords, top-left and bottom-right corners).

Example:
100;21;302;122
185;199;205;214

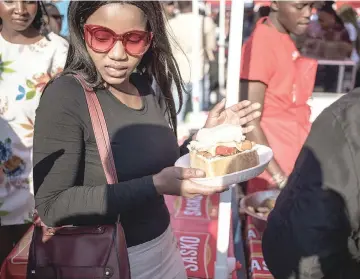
128;225;187;279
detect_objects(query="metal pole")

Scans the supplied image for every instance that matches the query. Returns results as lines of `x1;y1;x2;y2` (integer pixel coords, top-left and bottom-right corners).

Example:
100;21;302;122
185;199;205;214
225;0;244;107
215;0;245;279
191;0;201;114
218;0;226;97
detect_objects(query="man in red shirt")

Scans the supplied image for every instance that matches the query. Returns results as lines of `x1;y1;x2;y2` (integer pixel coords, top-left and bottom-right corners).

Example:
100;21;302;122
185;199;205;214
240;1;319;191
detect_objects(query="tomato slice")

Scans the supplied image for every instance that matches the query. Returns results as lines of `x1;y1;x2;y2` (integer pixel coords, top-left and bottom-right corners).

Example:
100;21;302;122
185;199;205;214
215;146;237;156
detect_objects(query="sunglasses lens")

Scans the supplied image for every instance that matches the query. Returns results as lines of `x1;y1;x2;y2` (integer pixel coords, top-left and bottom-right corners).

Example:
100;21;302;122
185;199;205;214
124;32;151;55
90;29;114;52
84;25;151;55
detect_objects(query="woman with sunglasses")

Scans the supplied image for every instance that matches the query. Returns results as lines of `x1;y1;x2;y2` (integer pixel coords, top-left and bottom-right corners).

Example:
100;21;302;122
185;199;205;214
0;0;68;266
32;2;260;278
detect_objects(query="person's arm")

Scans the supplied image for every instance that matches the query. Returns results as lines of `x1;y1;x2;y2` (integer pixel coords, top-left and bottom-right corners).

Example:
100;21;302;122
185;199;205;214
268;103;359;277
305;27;352;59
323;40;352;59
34;76;159;227
49;36;69;76
239;30;286;186
204;16;217;62
339;25;353;54
344;23;358;53
22;38;69;129
239;81;286;185
300;27;352;60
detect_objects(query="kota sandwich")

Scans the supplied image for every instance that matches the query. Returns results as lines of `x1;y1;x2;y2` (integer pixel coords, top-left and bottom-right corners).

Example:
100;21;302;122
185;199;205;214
188;124;259;177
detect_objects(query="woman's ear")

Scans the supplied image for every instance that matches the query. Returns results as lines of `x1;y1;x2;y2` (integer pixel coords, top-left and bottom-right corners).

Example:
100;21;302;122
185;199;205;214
270;1;279;12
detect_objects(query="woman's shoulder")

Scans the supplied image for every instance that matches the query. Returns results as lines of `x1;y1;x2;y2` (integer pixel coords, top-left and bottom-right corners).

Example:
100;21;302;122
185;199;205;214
43;32;69;51
41;75;86;110
47;32;68;44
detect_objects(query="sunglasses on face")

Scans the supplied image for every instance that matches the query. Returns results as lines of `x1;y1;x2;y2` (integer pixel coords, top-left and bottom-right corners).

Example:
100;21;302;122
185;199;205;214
84;24;153;56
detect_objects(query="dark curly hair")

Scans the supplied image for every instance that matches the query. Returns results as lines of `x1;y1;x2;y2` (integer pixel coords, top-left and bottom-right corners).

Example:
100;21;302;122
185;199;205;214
60;1;185;133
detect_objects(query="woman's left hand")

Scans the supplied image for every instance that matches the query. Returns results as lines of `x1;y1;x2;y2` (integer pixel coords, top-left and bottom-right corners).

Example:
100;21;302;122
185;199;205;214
204;98;261;133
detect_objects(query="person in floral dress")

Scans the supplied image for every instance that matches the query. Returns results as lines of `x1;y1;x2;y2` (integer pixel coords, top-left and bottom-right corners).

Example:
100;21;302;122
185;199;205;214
0;1;68;265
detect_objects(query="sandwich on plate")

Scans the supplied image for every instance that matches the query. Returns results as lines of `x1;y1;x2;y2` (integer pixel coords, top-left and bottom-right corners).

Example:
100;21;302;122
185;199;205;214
188;124;259;177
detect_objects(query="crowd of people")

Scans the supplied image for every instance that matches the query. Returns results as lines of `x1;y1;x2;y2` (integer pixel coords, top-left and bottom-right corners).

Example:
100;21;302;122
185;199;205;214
1;1;360;279
0;1;259;278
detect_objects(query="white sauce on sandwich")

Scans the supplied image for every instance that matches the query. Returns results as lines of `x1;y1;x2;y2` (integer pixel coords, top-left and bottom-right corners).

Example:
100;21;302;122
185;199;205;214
188;124;246;155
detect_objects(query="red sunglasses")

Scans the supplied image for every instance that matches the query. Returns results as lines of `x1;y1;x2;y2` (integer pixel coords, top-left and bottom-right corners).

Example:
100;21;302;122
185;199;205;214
84;24;153;56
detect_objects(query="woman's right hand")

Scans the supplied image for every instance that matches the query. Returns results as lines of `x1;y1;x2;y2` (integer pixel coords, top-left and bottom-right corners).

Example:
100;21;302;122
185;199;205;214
153;167;228;198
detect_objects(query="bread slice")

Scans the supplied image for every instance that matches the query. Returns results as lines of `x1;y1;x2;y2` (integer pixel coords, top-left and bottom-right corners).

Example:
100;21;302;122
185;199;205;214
190;149;259;177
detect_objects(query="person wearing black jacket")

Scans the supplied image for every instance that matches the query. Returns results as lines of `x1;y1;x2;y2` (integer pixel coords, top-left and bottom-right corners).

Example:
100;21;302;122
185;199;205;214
263;89;360;278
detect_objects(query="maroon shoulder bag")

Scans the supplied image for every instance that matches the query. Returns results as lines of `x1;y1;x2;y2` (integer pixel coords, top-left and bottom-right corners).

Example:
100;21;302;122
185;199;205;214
27;75;131;279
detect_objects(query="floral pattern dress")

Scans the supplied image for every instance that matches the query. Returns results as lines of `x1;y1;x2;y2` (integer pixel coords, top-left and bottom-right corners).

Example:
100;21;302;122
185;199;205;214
0;32;68;225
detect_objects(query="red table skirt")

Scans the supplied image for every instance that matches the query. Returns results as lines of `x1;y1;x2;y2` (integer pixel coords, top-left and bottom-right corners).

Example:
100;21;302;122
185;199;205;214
165;194;240;279
244;179;275;279
245;216;273;279
245;182;274;279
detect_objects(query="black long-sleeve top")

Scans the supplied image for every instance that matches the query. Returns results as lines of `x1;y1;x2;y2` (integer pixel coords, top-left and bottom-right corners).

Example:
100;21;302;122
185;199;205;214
33;74;189;247
263;90;360;277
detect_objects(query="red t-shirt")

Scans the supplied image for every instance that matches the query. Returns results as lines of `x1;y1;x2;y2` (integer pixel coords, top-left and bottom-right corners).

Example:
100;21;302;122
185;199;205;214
241;17;317;190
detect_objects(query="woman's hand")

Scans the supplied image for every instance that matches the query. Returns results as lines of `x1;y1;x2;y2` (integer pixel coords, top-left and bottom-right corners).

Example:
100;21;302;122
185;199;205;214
204;98;261;133
153;167;228;198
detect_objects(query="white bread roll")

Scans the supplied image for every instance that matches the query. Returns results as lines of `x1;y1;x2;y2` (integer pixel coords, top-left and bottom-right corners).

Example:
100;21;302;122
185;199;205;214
190;149;259;177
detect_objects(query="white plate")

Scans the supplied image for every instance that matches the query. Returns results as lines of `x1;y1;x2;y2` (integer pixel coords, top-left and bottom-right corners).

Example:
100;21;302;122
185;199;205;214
174;145;273;187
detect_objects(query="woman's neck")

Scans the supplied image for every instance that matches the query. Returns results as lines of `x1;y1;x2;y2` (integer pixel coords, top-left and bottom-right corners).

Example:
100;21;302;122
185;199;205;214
1;25;41;44
268;13;289;34
108;77;143;110
108;77;139;96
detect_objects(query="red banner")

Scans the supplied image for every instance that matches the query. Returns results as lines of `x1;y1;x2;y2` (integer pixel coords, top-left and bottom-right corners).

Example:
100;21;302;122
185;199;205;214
166;195;220;221
165;194;240;279
245;216;273;279
175;230;215;278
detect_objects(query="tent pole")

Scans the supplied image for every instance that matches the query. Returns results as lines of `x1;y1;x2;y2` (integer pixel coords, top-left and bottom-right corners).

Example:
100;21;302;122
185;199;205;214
191;0;201;114
215;0;245;278
218;0;226;97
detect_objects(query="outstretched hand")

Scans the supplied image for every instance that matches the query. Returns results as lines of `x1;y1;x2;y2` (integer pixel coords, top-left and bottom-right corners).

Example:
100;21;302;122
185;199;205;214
204;99;261;133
